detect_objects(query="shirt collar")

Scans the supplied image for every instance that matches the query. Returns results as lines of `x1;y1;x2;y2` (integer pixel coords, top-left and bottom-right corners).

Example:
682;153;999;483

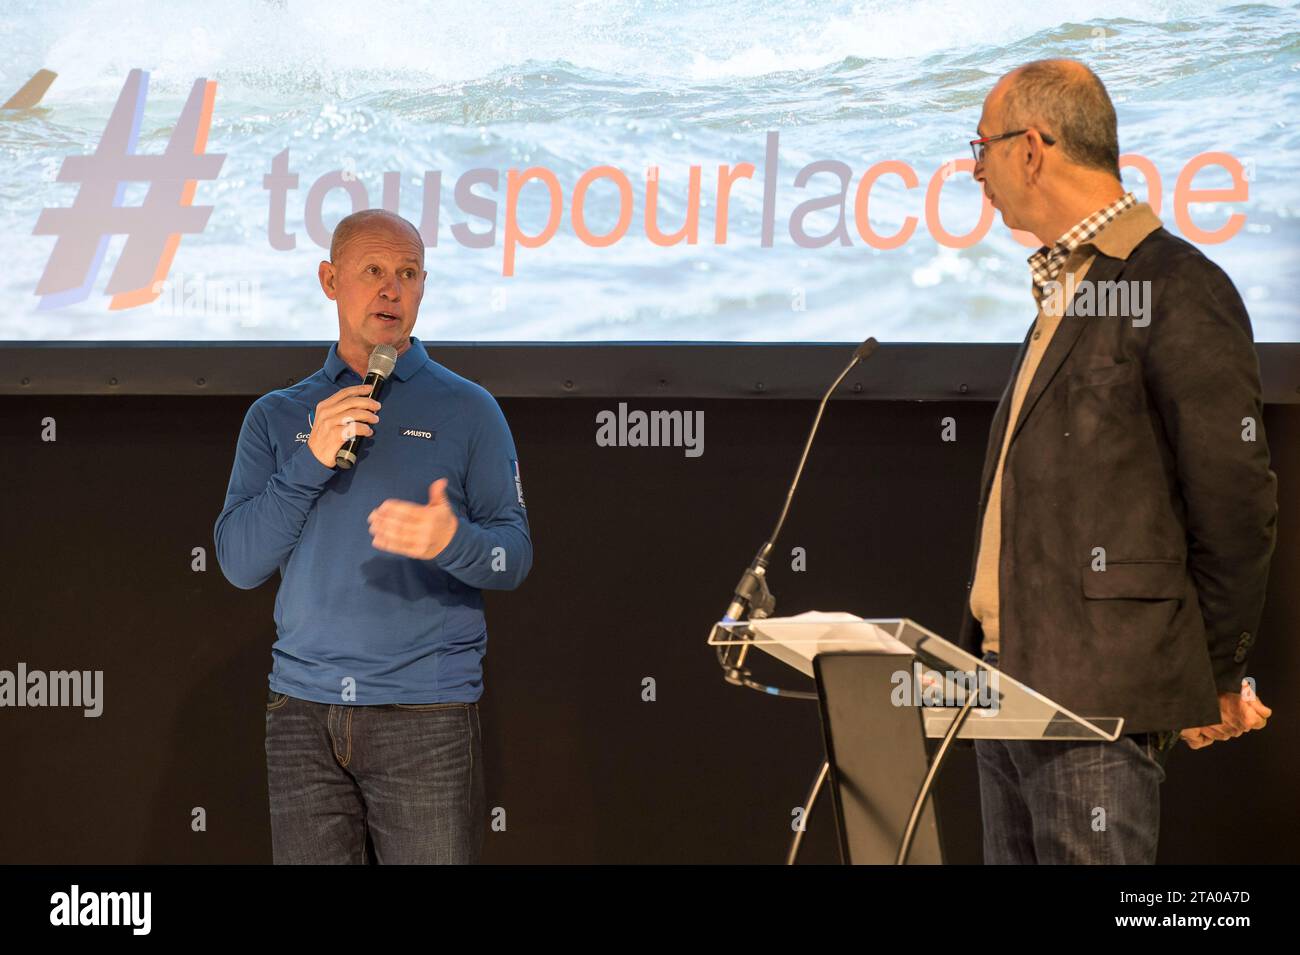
1032;191;1163;264
324;336;429;383
1028;193;1162;301
1086;199;1163;260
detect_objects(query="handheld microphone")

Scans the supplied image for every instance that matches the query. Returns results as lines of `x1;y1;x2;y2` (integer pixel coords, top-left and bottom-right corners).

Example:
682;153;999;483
335;343;398;470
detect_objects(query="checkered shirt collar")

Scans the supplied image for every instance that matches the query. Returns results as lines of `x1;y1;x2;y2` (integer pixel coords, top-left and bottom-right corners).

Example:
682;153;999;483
1028;191;1137;297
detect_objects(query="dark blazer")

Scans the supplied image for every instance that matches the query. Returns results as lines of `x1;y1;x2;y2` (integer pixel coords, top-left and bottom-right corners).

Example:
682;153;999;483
956;221;1278;735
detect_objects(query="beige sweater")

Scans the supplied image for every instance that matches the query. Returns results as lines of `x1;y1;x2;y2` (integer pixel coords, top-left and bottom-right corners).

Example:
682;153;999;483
969;254;1095;655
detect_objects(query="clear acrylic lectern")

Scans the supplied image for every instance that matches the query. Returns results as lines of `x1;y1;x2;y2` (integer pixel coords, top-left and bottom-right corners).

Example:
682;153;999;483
709;613;1124;863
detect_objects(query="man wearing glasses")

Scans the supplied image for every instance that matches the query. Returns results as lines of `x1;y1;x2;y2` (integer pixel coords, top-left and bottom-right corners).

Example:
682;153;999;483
956;59;1277;863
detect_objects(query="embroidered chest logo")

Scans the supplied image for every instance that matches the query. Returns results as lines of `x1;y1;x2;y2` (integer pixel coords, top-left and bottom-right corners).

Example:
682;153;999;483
401;428;435;440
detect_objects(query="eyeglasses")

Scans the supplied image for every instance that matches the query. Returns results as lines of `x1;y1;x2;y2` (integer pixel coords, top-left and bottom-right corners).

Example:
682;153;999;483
970;129;1056;163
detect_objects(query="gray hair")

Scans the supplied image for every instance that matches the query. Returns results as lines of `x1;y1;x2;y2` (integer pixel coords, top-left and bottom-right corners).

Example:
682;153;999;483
1001;59;1121;180
329;208;424;264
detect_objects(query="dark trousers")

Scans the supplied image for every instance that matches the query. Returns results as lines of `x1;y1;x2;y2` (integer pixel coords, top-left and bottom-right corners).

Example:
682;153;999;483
265;690;485;864
974;650;1176;864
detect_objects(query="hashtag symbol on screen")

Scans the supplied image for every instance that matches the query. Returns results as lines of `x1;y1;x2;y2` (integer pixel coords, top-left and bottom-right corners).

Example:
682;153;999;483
33;68;226;310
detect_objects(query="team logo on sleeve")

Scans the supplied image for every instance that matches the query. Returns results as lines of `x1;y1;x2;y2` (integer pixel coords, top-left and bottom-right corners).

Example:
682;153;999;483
511;458;525;508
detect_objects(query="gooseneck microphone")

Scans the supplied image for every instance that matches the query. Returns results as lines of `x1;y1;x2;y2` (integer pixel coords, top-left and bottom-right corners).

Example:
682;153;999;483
335;343;398;470
712;336;879;688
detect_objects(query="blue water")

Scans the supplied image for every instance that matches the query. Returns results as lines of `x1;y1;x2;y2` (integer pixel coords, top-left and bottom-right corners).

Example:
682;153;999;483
1;0;1297;341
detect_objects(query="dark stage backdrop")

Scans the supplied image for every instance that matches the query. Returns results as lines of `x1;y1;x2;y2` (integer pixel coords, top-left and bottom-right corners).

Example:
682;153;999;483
5;394;1297;864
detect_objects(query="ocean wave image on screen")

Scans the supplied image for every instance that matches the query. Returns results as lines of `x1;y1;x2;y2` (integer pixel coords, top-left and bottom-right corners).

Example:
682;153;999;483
1;0;1297;342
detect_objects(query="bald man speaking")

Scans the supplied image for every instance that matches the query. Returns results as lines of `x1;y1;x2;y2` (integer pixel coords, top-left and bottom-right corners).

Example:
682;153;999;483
215;209;532;864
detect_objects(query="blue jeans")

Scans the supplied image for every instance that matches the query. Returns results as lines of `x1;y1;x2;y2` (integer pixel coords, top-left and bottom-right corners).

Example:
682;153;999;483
973;650;1175;864
264;690;485;864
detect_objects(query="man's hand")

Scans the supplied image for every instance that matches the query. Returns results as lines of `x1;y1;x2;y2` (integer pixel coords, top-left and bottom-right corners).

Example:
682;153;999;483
368;478;459;560
307;384;381;469
1180;680;1272;750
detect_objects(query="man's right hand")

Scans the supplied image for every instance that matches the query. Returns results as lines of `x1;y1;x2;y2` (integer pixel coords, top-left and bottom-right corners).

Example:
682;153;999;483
1179;682;1272;750
307;384;381;469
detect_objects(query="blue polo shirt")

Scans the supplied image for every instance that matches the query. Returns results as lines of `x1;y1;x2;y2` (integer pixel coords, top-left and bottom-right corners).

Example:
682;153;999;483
214;336;532;705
